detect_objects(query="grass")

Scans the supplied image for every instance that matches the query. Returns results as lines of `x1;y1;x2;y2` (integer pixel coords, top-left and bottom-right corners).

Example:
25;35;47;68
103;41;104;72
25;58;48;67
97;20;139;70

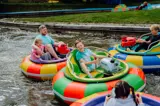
15;9;160;24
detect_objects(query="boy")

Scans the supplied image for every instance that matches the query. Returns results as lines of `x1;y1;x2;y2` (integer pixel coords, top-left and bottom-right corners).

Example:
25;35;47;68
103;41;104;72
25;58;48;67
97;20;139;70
135;24;160;52
75;40;111;78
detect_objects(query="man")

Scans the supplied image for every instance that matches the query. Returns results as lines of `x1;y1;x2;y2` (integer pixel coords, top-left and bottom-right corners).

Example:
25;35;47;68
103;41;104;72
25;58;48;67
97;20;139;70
33;25;63;59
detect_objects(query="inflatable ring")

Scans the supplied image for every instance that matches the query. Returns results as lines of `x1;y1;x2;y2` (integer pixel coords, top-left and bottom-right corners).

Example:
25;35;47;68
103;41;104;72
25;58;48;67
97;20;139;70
52;48;146;104
20;55;66;80
70;91;160;106
108;34;160;73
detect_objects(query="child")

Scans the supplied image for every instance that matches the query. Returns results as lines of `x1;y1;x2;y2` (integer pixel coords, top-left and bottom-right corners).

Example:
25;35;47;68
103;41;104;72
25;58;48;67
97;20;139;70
135;24;160;51
31;39;52;60
136;1;148;10
135;24;160;52
75;40;100;78
104;81;144;106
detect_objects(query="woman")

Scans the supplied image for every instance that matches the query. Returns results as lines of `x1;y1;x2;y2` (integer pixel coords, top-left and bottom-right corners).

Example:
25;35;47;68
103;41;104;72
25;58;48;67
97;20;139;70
104;81;144;106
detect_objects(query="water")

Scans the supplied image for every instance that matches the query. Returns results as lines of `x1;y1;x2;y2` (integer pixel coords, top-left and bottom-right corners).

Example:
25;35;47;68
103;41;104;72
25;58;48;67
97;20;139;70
0;26;159;106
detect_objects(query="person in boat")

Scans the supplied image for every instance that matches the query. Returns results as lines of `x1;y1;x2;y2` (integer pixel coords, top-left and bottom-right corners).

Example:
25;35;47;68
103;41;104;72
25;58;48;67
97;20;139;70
135;24;160;52
75;40;110;78
31;38;52;60
75;40;99;78
135;1;148;10
32;25;64;59
104;81;144;106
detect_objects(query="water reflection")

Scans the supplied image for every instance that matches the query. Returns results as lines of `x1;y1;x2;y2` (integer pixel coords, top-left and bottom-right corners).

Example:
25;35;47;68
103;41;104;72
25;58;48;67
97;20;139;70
0;26;159;106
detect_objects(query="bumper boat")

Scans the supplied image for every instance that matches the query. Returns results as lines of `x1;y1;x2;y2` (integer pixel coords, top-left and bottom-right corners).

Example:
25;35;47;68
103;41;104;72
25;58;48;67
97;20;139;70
108;33;160;72
70;91;160;106
20;44;70;80
52;47;146;104
112;4;129;12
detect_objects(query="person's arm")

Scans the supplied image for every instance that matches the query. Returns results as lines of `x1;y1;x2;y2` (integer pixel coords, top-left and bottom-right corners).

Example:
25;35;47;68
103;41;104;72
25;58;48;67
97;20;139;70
144;36;153;44
104;96;111;104
32;52;40;58
80;59;97;65
35;54;40;58
87;49;98;59
32;39;42;53
54;41;65;46
103;97;115;106
76;50;97;65
136;39;146;43
32;36;40;49
48;36;64;46
32;45;43;56
32;44;38;49
136;94;144;106
144;40;151;44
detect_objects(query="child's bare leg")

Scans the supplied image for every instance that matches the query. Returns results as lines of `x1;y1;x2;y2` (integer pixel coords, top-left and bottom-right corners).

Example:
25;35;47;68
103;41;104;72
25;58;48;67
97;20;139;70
80;62;92;78
45;44;59;59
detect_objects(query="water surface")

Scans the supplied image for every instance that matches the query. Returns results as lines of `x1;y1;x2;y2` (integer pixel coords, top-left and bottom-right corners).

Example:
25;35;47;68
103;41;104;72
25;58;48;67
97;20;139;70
0;27;159;106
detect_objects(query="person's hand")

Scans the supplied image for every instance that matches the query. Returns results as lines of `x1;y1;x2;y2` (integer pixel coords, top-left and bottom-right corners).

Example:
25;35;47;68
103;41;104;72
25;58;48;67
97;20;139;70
136;93;143;104
137;39;144;43
58;41;65;45
136;39;140;43
66;43;69;46
108;53;111;57
57;57;62;60
93;58;99;64
37;55;40;58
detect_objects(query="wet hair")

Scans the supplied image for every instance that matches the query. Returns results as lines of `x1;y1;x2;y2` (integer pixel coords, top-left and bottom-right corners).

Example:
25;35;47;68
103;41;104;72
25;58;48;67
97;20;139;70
115;81;138;106
39;25;47;31
34;39;42;45
150;24;160;31
75;39;83;47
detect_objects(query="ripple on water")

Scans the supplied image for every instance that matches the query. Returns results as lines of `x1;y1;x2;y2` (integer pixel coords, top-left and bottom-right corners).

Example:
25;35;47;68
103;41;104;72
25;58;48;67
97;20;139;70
0;26;159;106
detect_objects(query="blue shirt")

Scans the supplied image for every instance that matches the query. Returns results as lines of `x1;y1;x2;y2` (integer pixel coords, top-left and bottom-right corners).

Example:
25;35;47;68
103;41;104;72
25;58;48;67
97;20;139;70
76;48;95;71
36;34;54;45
